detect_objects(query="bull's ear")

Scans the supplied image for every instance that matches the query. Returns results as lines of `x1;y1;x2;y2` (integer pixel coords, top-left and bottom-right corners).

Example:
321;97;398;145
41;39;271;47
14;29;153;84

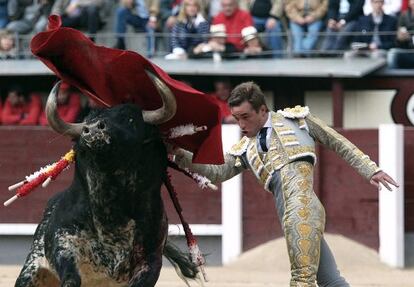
142;70;177;125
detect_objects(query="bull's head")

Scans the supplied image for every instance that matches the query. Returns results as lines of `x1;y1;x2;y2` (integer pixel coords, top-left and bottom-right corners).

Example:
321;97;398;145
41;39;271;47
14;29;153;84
45;70;177;138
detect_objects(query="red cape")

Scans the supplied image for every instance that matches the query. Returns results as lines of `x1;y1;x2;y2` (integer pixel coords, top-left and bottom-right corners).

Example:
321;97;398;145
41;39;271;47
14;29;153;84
31;15;224;164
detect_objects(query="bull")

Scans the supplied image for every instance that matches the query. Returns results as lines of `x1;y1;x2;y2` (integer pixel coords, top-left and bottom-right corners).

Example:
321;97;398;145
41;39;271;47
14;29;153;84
15;70;198;287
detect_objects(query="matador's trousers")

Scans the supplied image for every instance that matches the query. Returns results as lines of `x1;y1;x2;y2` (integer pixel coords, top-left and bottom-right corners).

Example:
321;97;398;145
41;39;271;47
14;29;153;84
270;161;350;287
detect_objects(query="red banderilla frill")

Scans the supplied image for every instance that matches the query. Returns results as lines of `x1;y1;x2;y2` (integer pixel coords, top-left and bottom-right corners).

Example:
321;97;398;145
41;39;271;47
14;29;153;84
4;149;75;206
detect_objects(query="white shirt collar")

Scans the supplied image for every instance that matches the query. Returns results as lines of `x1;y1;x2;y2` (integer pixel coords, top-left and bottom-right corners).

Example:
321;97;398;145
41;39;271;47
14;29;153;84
263;112;272;128
256;112;271;137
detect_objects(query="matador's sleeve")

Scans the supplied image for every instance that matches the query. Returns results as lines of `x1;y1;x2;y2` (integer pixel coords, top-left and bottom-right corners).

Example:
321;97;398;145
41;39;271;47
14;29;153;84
305;113;381;180
174;146;247;184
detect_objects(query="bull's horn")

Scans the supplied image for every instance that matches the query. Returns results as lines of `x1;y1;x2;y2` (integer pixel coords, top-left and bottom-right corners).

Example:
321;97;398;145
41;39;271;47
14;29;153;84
46;81;85;137
142;70;177;125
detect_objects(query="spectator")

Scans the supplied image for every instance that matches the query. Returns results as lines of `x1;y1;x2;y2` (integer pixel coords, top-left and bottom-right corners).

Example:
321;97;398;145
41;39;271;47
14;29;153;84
7;0;53;34
212;0;254;51
240;25;272;58
206;0;221;19
0;0;8;28
0;29;19;59
165;0;209;59
190;23;238;59
345;0;397;58
240;0;284;57
208;78;237;124
2;85;41;125
402;0;408;10
388;0;414;67
159;0;182;53
321;0;365;55
113;0;158;57
52;0;102;41
363;0;401;15
285;0;328;56
39;82;81;125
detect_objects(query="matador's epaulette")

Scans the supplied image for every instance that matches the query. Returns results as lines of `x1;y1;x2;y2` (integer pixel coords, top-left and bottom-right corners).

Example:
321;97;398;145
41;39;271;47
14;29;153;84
277;105;310;119
228;136;250;156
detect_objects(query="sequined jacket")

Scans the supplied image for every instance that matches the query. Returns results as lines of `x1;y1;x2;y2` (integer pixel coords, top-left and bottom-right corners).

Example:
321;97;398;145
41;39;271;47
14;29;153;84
174;106;381;191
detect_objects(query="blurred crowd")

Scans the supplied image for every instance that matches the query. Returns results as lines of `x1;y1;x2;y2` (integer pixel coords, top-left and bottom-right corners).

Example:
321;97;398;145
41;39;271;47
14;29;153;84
0;78;237;126
0;0;414;67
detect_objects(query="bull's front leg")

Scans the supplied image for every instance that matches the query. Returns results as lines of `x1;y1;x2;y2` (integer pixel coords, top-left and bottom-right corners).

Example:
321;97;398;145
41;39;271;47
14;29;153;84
47;231;82;287
128;242;164;287
128;218;167;287
54;256;81;287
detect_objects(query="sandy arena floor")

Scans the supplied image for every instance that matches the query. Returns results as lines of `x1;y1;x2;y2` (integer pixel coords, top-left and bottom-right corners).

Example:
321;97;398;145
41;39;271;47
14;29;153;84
1;234;413;286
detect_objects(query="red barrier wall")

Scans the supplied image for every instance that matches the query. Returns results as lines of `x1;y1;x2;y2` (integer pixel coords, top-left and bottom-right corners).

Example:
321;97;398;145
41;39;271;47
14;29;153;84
0;127;413;252
0;127;221;225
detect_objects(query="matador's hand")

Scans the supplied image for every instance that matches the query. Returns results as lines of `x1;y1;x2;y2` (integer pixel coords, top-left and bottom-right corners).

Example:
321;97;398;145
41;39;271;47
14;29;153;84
370;171;399;191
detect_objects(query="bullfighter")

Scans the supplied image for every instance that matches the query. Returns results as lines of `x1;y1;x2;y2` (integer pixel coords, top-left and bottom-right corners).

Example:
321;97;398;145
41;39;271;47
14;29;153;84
170;81;399;287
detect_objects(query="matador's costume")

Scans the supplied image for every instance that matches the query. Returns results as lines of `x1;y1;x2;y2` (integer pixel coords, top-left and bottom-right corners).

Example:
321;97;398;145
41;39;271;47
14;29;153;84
174;106;381;287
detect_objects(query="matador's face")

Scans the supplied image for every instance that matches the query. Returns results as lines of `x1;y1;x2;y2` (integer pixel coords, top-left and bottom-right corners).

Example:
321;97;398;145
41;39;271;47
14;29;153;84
231;101;268;138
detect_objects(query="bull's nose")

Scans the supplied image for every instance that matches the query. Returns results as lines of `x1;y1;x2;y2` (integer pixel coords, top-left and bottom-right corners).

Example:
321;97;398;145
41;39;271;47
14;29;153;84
82;120;107;136
97;121;105;130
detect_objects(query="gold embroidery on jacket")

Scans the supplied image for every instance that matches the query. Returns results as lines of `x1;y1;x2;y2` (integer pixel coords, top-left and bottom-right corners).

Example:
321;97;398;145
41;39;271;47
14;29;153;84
228;136;250;156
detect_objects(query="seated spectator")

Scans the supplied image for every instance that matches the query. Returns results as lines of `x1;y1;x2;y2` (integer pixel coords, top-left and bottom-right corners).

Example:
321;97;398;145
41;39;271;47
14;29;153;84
159;0;183;53
212;0;254;52
2;85;41;125
190;23;238;59
402;0;409;10
0;29;19;59
208;78;237;124
388;0;414;68
240;25;272;58
113;0;158;57
0;0;7;28
7;0;54;35
240;0;284;57
321;0;365;55
52;0;102;41
165;0;209;60
39;82;81;125
345;0;397;58
206;0;221;19
286;0;328;56
363;0;401;15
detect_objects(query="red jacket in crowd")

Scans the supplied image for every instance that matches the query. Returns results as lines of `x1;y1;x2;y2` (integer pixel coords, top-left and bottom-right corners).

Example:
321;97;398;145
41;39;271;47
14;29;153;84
402;0;408;11
212;8;254;51
39;93;81;125
2;94;42;125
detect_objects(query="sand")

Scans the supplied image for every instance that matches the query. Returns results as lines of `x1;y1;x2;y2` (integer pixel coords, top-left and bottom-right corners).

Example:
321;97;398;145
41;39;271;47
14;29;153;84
2;233;413;286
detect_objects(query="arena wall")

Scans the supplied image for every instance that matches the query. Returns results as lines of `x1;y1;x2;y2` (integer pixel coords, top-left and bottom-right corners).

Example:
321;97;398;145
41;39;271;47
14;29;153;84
1;127;413;256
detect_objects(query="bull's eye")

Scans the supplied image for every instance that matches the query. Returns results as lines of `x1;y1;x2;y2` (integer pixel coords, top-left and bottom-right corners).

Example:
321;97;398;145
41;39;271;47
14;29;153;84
98;122;105;130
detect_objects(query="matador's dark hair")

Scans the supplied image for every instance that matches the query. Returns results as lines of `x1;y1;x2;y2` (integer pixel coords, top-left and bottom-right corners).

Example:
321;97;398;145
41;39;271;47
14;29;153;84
228;81;268;112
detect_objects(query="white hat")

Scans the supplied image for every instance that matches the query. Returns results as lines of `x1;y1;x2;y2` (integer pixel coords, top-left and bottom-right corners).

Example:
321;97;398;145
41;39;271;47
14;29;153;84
241;26;258;43
210;24;227;38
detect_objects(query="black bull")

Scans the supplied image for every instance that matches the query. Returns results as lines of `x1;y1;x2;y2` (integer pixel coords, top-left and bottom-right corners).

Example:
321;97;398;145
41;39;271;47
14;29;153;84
15;73;198;287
